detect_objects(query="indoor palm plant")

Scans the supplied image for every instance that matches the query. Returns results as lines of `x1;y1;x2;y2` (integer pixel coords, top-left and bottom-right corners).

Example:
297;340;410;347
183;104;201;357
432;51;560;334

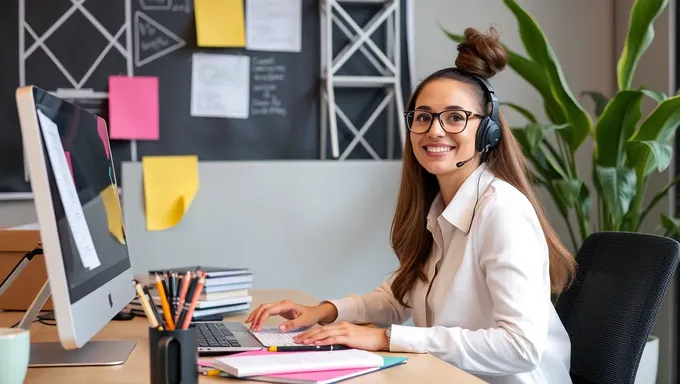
445;1;678;382
444;0;680;253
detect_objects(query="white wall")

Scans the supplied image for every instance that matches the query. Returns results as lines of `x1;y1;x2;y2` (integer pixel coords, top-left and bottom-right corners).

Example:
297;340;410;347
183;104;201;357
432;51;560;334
0;200;35;227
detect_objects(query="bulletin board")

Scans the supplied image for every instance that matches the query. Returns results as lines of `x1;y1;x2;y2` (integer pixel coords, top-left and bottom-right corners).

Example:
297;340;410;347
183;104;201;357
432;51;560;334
0;0;413;198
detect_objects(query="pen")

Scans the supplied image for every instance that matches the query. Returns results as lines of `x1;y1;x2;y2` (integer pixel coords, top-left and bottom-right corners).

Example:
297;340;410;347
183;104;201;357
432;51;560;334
168;273;176;320
155;273;176;330
267;345;349;352
133;280;162;330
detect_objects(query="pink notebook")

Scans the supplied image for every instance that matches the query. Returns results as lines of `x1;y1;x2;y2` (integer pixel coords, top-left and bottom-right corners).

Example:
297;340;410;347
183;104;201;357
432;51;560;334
204;350;407;384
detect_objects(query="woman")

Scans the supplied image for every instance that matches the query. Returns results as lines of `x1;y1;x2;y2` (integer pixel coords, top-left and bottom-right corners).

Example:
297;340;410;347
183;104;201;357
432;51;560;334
246;27;576;384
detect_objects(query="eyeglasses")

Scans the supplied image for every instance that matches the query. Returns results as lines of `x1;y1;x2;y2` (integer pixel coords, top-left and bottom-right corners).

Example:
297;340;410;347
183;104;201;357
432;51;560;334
404;109;485;134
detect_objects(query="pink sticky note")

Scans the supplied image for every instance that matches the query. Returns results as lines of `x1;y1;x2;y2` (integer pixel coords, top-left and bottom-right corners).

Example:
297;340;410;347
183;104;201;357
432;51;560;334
108;75;159;140
96;118;111;159
65;151;73;179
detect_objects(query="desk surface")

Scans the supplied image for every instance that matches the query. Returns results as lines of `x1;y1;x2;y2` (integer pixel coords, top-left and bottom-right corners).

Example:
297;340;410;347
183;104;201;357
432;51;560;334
0;289;484;383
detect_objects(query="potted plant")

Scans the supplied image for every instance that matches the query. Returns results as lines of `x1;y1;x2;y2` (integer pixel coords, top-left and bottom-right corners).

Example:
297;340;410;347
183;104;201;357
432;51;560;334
443;0;679;382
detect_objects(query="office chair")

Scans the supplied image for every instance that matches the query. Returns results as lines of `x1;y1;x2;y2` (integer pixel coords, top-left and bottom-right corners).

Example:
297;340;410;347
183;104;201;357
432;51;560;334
554;231;680;384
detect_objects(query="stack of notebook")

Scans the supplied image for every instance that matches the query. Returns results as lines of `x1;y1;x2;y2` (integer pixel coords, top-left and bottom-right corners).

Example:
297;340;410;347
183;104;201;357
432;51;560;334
128;266;253;321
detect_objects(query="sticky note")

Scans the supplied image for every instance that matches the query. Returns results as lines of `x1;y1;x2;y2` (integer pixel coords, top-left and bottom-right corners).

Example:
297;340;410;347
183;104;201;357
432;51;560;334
142;156;199;231
100;184;126;244
108;75;159;140
96;118;111;159
64;151;73;179
195;0;246;47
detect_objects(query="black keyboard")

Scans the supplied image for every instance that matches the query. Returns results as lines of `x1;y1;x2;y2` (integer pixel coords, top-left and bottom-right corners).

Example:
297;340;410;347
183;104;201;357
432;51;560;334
195;322;241;348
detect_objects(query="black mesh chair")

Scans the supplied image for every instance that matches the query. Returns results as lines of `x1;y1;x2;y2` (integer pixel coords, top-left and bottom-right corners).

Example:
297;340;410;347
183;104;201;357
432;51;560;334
554;231;680;384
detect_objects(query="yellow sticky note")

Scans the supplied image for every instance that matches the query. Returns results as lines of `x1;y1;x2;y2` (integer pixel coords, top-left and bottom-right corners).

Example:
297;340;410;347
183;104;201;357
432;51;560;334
142;156;199;231
100;184;126;244
195;0;246;47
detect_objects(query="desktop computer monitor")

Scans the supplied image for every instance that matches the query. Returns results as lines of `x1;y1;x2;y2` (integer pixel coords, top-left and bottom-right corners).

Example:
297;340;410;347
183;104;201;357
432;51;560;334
15;86;136;366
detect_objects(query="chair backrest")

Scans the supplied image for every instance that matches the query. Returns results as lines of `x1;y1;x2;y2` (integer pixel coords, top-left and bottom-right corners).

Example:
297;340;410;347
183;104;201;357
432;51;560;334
555;231;680;384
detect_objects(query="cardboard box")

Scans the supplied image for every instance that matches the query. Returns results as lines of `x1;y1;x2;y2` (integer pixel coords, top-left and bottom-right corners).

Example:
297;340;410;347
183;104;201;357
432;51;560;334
0;227;53;311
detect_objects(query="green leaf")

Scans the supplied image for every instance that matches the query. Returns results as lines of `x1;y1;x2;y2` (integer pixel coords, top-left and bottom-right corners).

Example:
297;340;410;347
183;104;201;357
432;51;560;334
501;102;538;123
632;94;680;143
578;183;592;228
626;140;673;176
594;166;637;230
504;0;593;151
594;90;644;167
551;179;583;208
641;88;668;103
617;0;669;89
659;214;680;237
523;123;569;155
581;90;609;117
513;128;568;181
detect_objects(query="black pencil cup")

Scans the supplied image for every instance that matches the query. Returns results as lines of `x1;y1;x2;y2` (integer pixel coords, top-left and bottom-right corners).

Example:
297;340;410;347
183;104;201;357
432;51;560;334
149;326;198;384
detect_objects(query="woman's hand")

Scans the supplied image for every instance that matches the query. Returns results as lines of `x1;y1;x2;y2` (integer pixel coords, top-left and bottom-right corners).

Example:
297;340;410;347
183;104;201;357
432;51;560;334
293;321;389;351
245;300;338;331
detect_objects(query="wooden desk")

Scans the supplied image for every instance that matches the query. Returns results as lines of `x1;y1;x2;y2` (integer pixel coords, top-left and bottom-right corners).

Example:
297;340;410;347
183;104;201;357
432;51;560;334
0;289;484;383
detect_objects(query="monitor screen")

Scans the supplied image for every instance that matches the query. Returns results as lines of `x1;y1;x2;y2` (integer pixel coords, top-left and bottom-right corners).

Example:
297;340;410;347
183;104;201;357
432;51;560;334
32;88;131;304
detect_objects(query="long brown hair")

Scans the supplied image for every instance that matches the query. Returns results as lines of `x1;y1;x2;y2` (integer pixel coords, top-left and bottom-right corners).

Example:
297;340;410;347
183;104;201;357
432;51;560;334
390;27;576;307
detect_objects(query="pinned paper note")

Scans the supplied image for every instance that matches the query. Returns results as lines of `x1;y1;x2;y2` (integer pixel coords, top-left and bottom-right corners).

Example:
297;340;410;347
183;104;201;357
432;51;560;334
246;0;302;52
108;75;159;140
96;118;111;159
101;184;126;244
64;151;73;179
191;53;250;119
37;110;102;270
142;156;199;231
195;0;245;47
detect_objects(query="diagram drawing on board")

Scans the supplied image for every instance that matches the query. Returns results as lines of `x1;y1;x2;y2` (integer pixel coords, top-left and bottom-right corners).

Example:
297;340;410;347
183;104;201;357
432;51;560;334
18;0;134;182
139;0;192;13
134;11;186;67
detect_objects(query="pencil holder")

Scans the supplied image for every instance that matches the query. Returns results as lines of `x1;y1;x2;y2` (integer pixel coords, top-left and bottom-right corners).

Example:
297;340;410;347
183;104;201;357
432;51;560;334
149;326;198;384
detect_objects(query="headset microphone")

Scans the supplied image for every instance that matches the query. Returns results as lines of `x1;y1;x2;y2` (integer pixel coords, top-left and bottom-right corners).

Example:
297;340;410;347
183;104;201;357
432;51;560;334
456;153;476;168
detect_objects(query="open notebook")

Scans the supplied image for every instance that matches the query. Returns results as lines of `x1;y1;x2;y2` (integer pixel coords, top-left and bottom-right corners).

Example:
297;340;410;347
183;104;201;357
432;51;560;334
210;349;407;383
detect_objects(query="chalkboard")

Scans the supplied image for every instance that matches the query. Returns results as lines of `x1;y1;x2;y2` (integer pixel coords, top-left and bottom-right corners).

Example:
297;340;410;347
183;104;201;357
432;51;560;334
0;0;413;197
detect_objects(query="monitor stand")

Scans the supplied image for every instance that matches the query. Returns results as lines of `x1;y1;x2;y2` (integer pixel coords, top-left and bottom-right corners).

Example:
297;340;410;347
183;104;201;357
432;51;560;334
0;247;136;367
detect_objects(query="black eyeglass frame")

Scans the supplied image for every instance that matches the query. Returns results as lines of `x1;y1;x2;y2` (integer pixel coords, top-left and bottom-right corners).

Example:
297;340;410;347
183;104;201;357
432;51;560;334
403;109;486;134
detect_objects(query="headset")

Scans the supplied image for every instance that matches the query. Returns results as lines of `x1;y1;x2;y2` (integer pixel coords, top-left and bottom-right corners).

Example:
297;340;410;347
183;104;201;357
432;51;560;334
466;71;502;154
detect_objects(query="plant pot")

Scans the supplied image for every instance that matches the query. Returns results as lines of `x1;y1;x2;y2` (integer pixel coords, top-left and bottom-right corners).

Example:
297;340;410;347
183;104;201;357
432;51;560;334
635;335;659;384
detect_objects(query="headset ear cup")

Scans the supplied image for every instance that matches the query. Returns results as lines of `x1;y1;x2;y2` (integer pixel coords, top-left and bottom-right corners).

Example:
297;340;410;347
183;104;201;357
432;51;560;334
486;123;501;150
476;117;490;153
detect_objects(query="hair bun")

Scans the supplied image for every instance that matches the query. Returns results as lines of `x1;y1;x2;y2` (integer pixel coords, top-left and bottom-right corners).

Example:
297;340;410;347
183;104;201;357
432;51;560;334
455;27;508;78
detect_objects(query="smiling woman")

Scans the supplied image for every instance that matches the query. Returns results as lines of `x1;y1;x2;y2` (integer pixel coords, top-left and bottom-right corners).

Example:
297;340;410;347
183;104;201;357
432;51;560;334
246;26;577;384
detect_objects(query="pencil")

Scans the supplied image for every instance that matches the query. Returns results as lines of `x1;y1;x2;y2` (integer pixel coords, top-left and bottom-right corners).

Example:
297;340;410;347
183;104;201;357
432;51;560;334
176;273;198;329
142;284;164;328
155;274;175;330
174;271;191;324
180;273;205;330
133;281;162;330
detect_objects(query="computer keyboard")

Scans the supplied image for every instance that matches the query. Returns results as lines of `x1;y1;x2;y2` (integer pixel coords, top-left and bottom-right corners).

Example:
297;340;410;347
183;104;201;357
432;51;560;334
251;326;305;347
196;322;241;348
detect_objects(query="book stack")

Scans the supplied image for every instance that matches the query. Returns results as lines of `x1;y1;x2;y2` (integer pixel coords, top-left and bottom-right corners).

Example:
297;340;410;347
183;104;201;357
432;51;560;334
129;266;253;321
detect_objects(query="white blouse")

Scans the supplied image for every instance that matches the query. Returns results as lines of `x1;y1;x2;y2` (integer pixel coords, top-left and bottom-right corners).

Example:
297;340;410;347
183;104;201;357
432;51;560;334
327;164;572;384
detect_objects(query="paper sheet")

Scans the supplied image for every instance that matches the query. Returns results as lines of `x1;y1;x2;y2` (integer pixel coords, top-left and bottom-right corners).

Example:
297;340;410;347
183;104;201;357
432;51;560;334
96;118;111;159
100;184;126;244
246;0;302;52
37;110;102;270
108;75;159;140
191;53;250;119
194;0;245;47
142;156;199;231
